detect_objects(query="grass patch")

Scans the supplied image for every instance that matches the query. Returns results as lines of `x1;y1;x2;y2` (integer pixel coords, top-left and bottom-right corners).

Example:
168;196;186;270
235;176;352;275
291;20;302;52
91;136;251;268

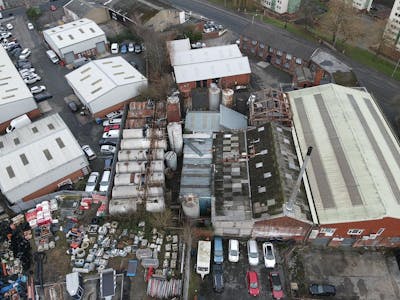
188;267;200;299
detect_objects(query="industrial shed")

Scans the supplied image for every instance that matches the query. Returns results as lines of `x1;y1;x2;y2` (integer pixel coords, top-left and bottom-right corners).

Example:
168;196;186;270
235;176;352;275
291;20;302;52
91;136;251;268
0;45;40;132
43;18;107;63
289;84;400;247
0;114;90;209
65;56;148;117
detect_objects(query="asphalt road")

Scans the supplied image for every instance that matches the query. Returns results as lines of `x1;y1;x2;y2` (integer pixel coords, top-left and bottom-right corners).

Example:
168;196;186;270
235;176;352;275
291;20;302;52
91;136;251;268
163;0;400;135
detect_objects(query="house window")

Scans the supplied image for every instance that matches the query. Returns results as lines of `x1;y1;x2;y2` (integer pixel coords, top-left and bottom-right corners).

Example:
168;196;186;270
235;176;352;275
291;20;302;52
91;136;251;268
347;229;364;235
320;228;336;236
376;228;385;236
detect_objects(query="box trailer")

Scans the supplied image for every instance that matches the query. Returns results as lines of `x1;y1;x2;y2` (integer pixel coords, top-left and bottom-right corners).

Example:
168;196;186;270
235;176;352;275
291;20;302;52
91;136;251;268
196;240;211;279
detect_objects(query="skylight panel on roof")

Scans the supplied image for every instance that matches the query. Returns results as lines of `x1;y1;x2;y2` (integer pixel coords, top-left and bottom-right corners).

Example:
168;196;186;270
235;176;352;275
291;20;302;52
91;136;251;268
43;149;53;160
69;34;74;40
56;137;65;149
113;72;124;76
14;138;20;145
32;127;38;133
57;35;63;40
80;75;90;81
20;154;28;165
6;166;15;178
0;141;3;148
89;28;95;33
81;67;91;74
0;76;11;81
91;87;102;94
255;162;263;168
48;123;55;130
2;95;15;100
91;79;102;85
124;76;136;79
79;28;84;33
112;64;123;68
5;88;17;93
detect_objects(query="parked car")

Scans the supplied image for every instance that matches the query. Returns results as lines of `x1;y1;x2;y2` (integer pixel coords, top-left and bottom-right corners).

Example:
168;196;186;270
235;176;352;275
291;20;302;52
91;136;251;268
82;145;97;160
99;170;111;193
128;42;134;52
104;157;113;170
19;48;31;60
269;272;284;300
134;43;142;54
30;85;46;94
102;130;119;139
99;138;119;147
100;145;116;155
213;236;223;264
106;110;123;119
228;239;239;263
120;43;127;54
21;72;37;79
246;271;260;297
104;124;120;132
27;23;34;30
10;48;22;57
262;242;276;268
247;239;259;266
212;264;224;293
67;101;79;112
16;59;32;69
0;31;11;39
21;68;36;75
85;172;99;192
102;118;122;127
111;43;118;54
309;284;336;296
6;23;13;30
24;75;41;84
34;92;52;102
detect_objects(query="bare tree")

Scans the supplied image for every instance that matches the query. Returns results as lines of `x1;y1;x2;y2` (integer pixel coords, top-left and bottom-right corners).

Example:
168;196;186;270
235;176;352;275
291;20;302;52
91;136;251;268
141;29;169;79
370;19;395;56
149;209;174;229
299;0;322;31
319;1;364;47
138;75;174;101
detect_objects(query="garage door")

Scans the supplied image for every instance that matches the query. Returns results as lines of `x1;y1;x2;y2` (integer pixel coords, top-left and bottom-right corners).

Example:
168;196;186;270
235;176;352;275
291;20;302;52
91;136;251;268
64;51;75;64
96;41;106;54
311;237;330;247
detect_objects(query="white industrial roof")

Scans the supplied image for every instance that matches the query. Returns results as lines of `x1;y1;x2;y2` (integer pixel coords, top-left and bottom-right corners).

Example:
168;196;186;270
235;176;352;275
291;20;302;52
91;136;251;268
0;114;86;194
170;44;242;66
65;56;147;103
166;38;191;56
0;45;35;105
289;84;400;224
43;18;105;49
174;57;250;84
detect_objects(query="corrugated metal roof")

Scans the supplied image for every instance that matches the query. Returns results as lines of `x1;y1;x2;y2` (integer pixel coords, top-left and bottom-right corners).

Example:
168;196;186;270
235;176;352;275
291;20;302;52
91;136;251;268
166;38;191;55
220;105;247;130
288;84;400;224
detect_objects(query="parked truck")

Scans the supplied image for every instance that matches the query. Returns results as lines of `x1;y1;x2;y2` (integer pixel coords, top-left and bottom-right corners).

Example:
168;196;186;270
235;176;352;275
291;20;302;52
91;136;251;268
6;114;31;133
196;240;211;279
46;49;59;64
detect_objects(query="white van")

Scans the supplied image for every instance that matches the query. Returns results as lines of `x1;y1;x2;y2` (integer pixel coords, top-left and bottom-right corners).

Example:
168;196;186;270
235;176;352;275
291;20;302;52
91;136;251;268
247;239;259;266
6;114;32;133
46;50;59;64
99;170;111;192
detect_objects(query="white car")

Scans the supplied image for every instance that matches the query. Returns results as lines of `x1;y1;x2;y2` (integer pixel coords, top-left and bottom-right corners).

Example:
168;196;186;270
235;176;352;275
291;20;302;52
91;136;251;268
100;145;116;155
19;48;31;60
24;75;41;84
85;172;99;192
21;72;38;79
111;43;118;54
20;68;36;77
82;145;97;160
0;32;11;39
262;242;276;268
228;239;240;263
128;43;134;52
27;23;34;30
30;85;46;94
99;170;111;192
106;110;123;119
247;239;259;266
6;23;13;30
102;118;122;127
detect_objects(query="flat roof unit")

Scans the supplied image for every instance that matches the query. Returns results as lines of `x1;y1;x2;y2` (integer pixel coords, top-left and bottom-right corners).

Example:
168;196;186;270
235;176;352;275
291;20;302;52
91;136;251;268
43;18;105;49
65;56;147;103
166;38;191;55
0;114;87;195
288;84;400;224
0;45;36;114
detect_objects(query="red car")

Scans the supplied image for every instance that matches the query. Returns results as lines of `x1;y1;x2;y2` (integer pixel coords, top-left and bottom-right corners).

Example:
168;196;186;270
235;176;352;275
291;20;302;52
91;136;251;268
269;272;284;299
104;124;120;132
246;270;260;297
50;5;57;11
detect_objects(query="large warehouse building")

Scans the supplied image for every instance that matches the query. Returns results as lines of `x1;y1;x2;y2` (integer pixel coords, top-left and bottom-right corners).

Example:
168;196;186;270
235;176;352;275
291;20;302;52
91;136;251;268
65;56;148;117
289;84;400;247
43;18;107;63
0;45;40;132
0;114;90;210
167;39;251;92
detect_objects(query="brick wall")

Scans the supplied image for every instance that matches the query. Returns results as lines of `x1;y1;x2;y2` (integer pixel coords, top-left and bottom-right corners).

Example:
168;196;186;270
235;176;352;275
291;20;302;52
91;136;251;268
253;216;313;240
93;100;130;118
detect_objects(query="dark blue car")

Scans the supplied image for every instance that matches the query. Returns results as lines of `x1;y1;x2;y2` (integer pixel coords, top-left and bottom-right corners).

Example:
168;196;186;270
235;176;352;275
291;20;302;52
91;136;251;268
120;43;127;54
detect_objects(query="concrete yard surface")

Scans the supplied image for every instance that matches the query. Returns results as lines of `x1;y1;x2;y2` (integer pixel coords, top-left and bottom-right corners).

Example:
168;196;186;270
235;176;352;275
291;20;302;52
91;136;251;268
288;247;400;300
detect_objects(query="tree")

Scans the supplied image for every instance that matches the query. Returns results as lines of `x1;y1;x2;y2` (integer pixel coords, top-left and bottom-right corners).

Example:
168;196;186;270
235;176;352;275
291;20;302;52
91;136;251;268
141;28;168;79
319;1;364;47
299;0;322;31
369;19;394;57
149;209;174;229
26;6;41;22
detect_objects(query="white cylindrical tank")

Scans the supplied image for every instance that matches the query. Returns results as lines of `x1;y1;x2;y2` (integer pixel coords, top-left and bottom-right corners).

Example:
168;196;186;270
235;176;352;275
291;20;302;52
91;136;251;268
164;151;178;171
118;149;165;161
167;122;183;156
122;129;164;139
146;196;165;213
181;195;200;218
209;83;221;111
109;199;138;215
120;139;167;150
222;89;234;108
114;173;165;186
116;161;164;173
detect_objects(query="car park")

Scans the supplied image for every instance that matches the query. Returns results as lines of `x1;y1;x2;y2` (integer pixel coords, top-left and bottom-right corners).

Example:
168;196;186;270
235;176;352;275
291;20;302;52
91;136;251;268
247;239;259;266
212;264;224;293
134;44;142;54
6;23;13;30
228;239;239;263
104;124;120;132
120;43;127;54
106;110;123;119
82;145;97;160
262;242;276;268
111;43;118;54
30;85;46;94
99;170;111;193
24;75;41;84
309;284;336;296
67;101;79;112
128;43;134;52
19;48;31;60
269;272;284;299
27;23;34;30
100;145;116;155
102;130;119;139
99;138;119;147
85;172;99;192
246;271;260;297
102;118;122;126
34;92;52;102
